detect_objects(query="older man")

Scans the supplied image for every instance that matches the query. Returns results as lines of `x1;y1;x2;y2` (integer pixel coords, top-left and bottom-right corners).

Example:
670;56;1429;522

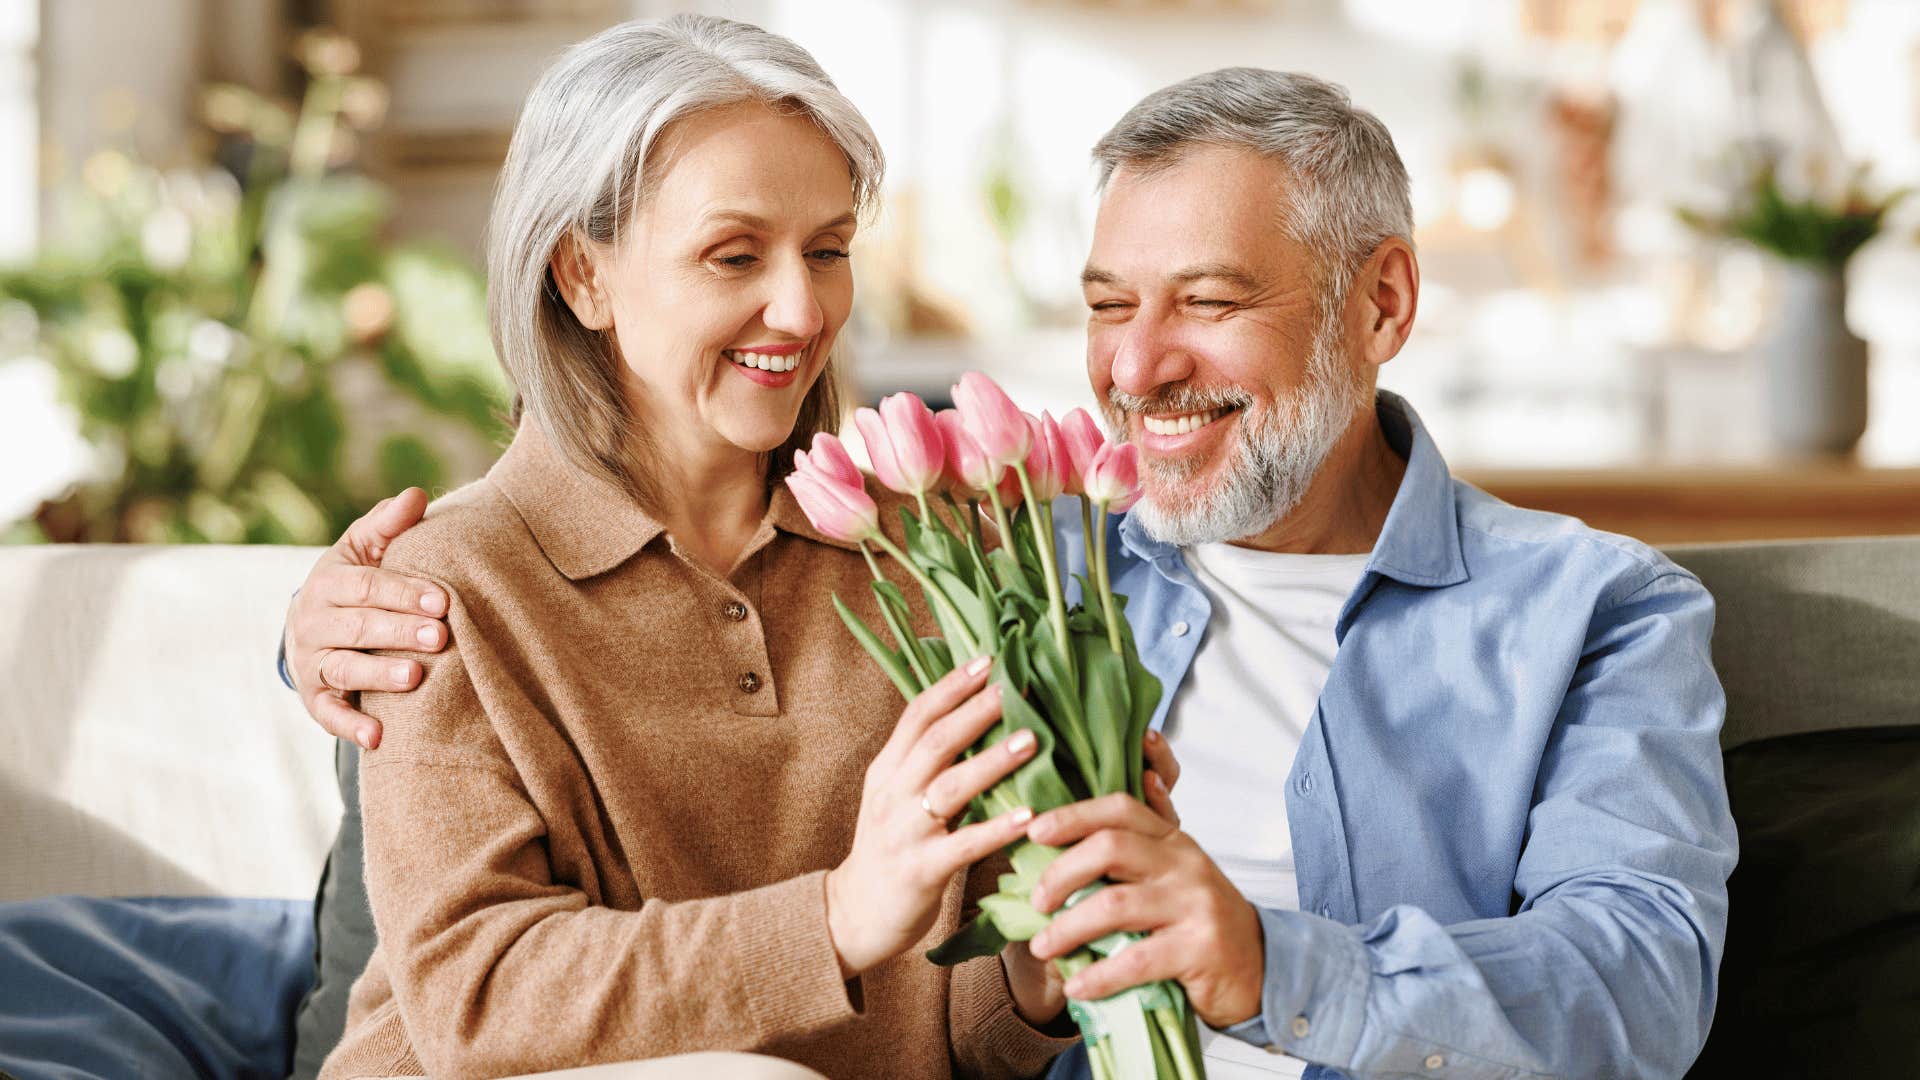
285;70;1734;1079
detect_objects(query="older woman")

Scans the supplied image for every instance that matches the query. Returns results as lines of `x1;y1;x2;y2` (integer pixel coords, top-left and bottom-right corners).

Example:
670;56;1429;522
306;16;1103;1080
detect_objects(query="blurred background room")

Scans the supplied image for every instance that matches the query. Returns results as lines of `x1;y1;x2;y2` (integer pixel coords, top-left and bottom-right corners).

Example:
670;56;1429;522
3;0;1919;547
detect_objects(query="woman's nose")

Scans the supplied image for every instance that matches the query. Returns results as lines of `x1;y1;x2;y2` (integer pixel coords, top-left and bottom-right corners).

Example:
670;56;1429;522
762;259;824;340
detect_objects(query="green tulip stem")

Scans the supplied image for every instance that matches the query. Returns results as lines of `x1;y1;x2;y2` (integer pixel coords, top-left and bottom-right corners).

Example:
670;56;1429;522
860;540;931;689
868;530;982;659
1012;462;1073;669
1092;503;1122;656
984;482;1015;555
1152;1005;1204;1080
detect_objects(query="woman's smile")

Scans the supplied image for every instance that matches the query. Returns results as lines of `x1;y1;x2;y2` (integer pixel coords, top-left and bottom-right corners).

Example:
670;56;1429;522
724;340;810;388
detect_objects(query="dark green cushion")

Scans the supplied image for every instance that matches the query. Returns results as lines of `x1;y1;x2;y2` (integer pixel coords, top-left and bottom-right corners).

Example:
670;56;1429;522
289;742;373;1080
1688;725;1920;1078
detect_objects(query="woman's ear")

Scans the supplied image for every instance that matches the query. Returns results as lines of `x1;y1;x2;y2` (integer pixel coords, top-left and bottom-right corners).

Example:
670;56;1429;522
550;233;613;331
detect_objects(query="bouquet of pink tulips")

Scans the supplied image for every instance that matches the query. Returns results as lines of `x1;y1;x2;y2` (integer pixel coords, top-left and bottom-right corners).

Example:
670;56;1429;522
785;373;1206;1080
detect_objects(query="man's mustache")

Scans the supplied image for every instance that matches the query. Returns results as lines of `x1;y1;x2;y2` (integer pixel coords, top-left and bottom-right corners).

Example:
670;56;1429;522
1103;385;1256;432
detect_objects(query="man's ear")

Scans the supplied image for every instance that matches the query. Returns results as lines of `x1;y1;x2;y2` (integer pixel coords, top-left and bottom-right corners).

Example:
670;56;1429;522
550;232;613;331
1351;237;1418;370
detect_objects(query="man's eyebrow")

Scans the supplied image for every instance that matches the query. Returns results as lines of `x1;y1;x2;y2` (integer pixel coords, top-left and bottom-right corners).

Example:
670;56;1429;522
1081;266;1119;287
1168;263;1261;291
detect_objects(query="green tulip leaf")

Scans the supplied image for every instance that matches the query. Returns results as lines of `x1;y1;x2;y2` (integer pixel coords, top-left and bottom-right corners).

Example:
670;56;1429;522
925;911;1008;967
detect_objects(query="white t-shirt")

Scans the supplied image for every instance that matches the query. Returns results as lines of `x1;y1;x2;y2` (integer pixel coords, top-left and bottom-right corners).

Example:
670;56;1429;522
1161;542;1370;1079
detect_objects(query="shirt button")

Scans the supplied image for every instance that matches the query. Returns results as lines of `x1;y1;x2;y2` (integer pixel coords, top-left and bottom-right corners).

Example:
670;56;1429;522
737;672;761;694
1424;1053;1445;1070
723;600;748;621
1289;1015;1310;1039
1318;905;1333;919
1296;772;1314;796
1170;620;1190;637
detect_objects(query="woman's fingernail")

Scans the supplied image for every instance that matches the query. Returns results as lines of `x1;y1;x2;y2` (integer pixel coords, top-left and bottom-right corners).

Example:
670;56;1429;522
1064;977;1086;998
356;727;374;750
966;655;991;676
415;624;437;647
390;664;411;687
421;592;446;615
1009;806;1033;826
1149;771;1165;791
1007;730;1036;755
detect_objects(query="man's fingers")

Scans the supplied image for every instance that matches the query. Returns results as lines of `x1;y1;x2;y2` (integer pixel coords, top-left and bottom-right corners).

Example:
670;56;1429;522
1143;729;1180;790
1059;930;1181;1002
316;563;446;619
1029;827;1160;914
1027;792;1168;847
339;488;429;565
1144;770;1180;826
316;648;420;695
315;606;446;652
1029;883;1168;961
310;690;383;750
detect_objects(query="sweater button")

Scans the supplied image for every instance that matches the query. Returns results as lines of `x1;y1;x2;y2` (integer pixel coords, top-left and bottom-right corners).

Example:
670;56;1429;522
737;672;761;693
1424;1053;1445;1070
1289;1015;1310;1039
723;600;748;621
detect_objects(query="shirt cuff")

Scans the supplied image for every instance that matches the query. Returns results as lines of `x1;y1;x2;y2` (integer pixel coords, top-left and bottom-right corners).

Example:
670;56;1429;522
1219;906;1370;1065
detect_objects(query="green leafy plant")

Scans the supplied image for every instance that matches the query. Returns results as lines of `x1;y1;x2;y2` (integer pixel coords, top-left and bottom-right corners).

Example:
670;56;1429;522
1679;163;1907;268
2;31;508;544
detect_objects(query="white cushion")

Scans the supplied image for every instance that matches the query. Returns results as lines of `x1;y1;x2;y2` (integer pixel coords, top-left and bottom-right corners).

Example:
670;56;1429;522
0;544;339;901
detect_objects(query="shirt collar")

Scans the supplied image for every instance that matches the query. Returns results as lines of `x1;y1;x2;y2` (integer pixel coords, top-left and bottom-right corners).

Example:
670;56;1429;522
1118;390;1468;590
490;420;665;581
492;421;867;580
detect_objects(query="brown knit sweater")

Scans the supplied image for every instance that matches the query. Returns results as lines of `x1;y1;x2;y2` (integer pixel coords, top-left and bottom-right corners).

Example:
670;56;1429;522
319;423;1075;1080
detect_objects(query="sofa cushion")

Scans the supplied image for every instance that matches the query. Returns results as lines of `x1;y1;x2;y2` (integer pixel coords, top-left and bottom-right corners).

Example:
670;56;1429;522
1688;724;1920;1078
291;742;376;1080
0;895;315;1079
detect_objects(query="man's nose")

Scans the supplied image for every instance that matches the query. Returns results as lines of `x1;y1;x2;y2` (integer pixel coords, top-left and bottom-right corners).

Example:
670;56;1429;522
762;259;825;340
1108;309;1190;399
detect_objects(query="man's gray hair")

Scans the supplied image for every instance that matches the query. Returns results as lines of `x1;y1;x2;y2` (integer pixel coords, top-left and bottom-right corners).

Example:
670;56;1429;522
1092;68;1412;303
487;14;883;503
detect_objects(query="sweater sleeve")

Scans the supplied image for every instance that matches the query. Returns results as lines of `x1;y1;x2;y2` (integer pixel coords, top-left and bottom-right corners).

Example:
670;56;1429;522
947;855;1081;1079
357;586;862;1077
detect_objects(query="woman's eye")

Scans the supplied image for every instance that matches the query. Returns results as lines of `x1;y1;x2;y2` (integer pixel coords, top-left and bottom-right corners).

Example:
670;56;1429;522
809;248;851;263
717;254;758;269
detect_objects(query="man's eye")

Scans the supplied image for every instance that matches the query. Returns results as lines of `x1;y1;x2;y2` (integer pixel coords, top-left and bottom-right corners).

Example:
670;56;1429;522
717;254;758;269
809;248;851;263
1190;298;1233;308
1089;300;1132;311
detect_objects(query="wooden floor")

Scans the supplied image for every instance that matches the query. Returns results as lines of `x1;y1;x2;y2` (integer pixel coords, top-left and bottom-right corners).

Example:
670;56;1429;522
1463;463;1920;544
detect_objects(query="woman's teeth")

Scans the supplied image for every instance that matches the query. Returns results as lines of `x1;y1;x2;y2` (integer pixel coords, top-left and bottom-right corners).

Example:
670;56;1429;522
727;347;805;373
1143;408;1227;436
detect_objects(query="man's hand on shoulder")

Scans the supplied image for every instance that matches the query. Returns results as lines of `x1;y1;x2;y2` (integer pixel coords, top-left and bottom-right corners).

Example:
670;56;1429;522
285;488;448;749
1022;787;1266;1030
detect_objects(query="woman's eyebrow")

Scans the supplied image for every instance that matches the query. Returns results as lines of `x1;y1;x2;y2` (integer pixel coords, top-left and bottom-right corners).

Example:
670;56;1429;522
699;209;857;233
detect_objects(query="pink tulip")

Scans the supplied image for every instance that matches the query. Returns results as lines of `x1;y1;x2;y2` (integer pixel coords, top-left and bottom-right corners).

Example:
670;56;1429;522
785;469;880;543
855;393;944;495
952;372;1031;471
794;432;863;490
936;409;996;493
1084;441;1142;512
1025;412;1067;502
1058;408;1106;495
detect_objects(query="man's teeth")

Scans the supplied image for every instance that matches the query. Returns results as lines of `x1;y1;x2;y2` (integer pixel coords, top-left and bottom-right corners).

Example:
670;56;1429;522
726;347;805;373
1143;408;1227;436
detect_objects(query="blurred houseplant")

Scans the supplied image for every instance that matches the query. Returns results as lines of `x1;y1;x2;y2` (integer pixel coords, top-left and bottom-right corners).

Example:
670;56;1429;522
1;31;508;544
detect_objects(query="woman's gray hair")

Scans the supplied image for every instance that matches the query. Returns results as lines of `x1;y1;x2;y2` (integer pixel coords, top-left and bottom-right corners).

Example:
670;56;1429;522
487;13;884;504
1092;68;1411;305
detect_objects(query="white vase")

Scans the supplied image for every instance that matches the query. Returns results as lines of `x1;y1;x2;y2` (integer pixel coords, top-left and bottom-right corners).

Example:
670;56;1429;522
1761;261;1868;455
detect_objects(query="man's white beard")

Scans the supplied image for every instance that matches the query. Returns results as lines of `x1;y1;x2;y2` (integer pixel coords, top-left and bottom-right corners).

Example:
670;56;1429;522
1114;308;1370;548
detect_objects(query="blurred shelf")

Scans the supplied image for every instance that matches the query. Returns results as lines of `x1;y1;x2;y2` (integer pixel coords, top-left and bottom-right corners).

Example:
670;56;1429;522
1464;463;1920;543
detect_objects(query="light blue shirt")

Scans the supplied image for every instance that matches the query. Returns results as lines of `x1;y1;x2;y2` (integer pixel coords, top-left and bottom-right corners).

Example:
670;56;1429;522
1050;392;1736;1080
